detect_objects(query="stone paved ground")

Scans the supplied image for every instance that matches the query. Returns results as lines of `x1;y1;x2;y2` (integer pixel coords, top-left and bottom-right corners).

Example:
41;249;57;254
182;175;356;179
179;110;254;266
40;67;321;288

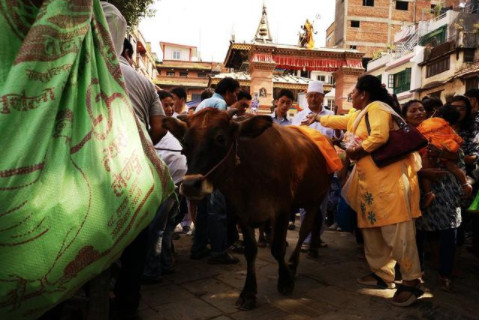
138;226;479;320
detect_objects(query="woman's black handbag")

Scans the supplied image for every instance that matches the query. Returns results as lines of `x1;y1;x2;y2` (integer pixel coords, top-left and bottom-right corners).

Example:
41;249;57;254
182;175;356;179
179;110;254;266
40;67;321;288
365;112;428;167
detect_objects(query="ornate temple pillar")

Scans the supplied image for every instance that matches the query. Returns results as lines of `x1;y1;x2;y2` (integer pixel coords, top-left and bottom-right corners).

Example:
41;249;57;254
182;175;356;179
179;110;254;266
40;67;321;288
249;47;276;114
334;66;364;114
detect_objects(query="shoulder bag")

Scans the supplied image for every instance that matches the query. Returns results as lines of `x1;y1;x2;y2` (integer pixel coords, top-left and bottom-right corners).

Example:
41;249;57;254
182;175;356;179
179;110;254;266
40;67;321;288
365;112;428;167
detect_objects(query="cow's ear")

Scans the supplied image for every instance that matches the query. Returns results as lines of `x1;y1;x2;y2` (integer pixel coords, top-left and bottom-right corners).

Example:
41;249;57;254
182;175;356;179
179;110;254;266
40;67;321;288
236;116;272;138
163;117;188;141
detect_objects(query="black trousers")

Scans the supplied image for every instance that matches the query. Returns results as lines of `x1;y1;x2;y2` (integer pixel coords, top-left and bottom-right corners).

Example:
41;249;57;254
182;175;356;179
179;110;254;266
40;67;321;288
113;227;149;318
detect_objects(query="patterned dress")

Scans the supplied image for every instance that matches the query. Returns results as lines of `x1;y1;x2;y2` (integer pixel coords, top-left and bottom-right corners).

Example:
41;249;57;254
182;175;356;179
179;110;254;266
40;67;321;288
416;152;465;231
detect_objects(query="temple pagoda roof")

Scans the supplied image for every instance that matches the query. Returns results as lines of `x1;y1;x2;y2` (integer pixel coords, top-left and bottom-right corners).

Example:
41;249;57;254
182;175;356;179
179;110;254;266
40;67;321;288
224;42;364;70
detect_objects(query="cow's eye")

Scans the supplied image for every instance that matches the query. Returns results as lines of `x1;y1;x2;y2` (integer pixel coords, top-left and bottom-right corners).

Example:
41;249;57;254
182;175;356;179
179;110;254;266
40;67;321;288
215;134;226;146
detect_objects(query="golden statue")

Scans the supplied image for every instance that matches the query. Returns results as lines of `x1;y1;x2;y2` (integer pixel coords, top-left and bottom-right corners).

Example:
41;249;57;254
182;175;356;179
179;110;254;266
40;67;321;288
299;19;316;49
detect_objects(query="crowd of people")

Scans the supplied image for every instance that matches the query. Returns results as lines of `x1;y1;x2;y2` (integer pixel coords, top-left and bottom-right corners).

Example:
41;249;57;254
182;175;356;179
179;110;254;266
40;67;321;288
142;73;478;312
38;3;477;319
305;76;478;306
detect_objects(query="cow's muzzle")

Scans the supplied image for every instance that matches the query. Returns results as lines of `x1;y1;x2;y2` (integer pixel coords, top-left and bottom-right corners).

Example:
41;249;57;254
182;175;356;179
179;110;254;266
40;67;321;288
180;174;214;200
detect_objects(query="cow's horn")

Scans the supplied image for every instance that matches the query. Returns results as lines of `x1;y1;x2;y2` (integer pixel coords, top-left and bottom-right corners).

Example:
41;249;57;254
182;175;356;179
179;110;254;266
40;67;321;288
227;108;238;119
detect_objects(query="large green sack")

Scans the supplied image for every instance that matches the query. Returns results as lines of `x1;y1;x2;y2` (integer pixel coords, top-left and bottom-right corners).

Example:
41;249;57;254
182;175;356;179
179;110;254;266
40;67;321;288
0;1;174;319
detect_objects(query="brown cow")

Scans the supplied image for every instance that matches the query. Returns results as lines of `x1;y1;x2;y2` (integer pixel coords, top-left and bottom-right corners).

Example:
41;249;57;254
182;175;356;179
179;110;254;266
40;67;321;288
163;108;332;310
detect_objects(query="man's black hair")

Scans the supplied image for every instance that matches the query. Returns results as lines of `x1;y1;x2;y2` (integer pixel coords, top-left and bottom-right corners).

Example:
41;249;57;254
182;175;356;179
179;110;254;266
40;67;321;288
422;97;443;115
450;95;472;129
237;90;252;101
215;77;240;95
122;38;134;59
436;104;460;126
200;88;214;101
276;89;294;101
171;87;187;100
158;90;173;100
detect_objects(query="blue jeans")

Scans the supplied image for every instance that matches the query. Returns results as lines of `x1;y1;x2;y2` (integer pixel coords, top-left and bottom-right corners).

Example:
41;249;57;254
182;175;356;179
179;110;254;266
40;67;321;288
191;189;228;257
144;193;180;279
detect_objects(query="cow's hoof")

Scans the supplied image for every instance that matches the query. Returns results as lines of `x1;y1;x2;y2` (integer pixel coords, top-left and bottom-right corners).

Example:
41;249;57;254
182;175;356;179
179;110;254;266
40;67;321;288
235;295;256;310
277;277;295;295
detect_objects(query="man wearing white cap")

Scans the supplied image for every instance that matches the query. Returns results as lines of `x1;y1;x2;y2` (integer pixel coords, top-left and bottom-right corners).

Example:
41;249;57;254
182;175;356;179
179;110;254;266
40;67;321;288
292;80;336;137
292;80;339;250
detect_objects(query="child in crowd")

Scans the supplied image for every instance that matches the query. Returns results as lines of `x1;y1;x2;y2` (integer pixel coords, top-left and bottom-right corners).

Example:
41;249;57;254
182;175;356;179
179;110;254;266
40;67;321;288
158;90;174;117
417;105;473;207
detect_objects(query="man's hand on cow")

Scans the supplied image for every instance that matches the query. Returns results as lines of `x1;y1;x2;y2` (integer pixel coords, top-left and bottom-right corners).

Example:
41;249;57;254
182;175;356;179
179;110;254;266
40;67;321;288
346;145;368;161
301;114;320;126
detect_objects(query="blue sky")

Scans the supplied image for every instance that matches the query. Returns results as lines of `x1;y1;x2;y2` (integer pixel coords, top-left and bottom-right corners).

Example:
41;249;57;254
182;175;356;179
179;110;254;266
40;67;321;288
139;0;336;62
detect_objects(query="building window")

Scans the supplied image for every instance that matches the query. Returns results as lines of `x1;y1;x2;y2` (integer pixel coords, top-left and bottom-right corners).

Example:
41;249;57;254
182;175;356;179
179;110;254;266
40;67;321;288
172;51;180;60
166;71;175;77
363;0;374;6
300;70;310;78
317;75;326;81
197;72;207;78
420;26;446;46
388;68;411;94
179;71;188;77
396;1;409;11
351;20;360;28
426;57;450;78
464;49;476;63
350;45;357;50
327;99;335;109
466;77;479;91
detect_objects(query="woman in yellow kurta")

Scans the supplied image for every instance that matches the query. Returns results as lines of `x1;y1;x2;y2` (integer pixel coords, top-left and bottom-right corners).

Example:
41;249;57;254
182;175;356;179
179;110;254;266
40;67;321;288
307;75;423;307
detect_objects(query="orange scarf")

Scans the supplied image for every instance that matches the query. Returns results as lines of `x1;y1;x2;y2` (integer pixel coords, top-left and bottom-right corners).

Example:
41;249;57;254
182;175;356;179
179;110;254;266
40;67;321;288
288;126;343;174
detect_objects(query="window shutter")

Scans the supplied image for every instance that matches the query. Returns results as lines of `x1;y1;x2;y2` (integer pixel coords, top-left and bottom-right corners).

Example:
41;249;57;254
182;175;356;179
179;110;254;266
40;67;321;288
388;74;394;88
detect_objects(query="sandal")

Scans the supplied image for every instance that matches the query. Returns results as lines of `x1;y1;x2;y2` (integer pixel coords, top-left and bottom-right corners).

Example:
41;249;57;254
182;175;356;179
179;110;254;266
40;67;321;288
357;273;396;289
390;283;424;307
439;276;454;293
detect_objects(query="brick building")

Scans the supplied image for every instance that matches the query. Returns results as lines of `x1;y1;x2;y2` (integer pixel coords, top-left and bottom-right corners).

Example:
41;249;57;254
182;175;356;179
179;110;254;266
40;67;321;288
155;42;223;101
328;0;434;61
366;5;478;104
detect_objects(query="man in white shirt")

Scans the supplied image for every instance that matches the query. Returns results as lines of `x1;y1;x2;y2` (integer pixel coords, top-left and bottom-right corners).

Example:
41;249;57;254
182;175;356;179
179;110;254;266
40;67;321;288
171;87;187;117
292;80;339;250
143;130;188;281
292;81;335;138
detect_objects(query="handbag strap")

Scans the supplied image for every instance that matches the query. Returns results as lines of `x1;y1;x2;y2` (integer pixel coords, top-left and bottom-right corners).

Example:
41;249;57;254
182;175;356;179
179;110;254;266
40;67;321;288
365;112;408;135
